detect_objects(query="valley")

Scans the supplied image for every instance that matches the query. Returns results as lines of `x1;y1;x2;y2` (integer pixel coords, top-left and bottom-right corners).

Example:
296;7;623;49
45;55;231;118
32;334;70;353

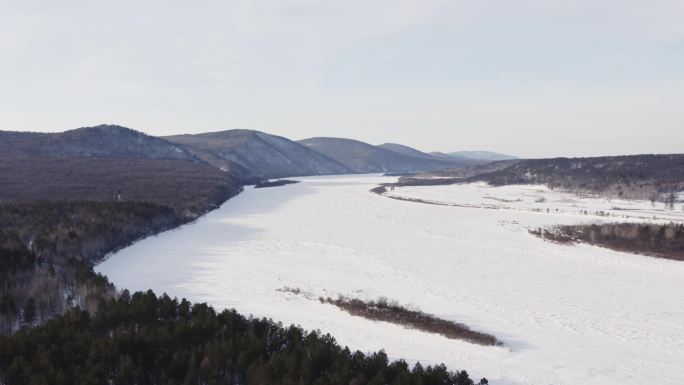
3;3;682;383
96;175;684;385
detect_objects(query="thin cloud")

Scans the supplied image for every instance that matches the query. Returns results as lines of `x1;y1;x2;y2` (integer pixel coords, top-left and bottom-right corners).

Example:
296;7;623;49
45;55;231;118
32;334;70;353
0;0;682;157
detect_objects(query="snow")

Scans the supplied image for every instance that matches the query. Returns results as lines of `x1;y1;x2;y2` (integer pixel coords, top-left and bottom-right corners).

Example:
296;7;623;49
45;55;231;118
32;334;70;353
96;175;684;385
387;182;684;223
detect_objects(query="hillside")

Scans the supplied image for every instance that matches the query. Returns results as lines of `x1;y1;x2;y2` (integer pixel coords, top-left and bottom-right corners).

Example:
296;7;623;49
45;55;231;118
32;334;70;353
0;125;238;215
396;154;684;201
448;151;517;162
0;125;240;334
378;143;488;166
429;151;467;161
165;130;352;182
0;157;236;216
468;154;684;201
299;137;469;173
392;160;520;186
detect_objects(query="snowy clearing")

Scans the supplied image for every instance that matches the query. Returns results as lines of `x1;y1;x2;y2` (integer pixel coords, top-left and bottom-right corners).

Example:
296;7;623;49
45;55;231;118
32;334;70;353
385;182;684;223
97;175;684;385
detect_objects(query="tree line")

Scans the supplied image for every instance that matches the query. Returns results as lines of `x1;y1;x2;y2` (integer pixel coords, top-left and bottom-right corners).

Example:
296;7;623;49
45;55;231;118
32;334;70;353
0;201;182;333
0;290;488;385
531;222;684;261
468;154;684;202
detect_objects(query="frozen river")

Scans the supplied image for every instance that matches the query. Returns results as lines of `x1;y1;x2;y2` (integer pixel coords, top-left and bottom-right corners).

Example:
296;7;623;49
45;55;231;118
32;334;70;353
97;175;684;385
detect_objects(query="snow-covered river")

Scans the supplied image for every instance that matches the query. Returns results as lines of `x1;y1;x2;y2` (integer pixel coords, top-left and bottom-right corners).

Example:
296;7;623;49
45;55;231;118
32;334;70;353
97;175;684;385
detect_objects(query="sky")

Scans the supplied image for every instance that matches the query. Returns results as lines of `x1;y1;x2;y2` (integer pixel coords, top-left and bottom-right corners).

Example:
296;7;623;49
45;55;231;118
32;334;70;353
1;0;682;158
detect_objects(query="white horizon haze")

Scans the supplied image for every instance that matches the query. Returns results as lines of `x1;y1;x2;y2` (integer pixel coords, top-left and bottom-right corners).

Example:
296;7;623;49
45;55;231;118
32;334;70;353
1;0;683;158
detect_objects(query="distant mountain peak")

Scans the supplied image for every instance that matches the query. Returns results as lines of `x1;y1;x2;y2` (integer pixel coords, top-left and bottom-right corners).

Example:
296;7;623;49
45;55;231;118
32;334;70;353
448;151;518;162
378;143;429;157
68;124;145;135
298;137;475;173
0;124;198;161
378;143;467;161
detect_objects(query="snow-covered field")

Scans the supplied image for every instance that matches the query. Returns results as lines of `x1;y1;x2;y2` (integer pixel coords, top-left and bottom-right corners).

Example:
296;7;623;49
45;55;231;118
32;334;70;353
96;175;684;385
386;182;684;223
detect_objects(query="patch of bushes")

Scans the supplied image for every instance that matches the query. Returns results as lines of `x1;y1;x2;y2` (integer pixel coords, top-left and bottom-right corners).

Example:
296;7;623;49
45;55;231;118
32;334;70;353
370;186;388;195
321;296;502;347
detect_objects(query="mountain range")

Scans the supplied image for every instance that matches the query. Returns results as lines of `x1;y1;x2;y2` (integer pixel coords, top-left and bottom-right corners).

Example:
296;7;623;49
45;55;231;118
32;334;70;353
163;130;352;182
298;137;473;173
1;124;514;212
1;124;513;187
164;130;487;180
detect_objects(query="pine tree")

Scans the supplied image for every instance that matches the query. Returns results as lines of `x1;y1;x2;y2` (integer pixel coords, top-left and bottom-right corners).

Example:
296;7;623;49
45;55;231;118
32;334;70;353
666;192;676;210
22;297;37;327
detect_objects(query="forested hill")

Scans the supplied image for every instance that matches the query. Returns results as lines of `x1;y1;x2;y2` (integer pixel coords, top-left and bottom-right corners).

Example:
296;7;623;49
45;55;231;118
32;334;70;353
0;125;241;334
377;143;482;165
0;125;239;215
468;154;684;201
298;137;472;173
164;130;353;182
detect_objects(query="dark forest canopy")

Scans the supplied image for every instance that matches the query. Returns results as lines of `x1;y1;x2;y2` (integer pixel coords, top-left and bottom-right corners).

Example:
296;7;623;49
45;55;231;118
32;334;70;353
0;201;182;334
0;291;488;385
0;156;238;217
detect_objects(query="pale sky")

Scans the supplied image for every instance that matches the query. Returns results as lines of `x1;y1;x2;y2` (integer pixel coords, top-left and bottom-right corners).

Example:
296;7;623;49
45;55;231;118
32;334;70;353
1;0;683;158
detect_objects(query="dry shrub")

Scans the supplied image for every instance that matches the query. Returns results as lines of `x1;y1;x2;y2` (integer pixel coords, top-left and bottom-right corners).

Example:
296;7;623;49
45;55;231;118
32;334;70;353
531;222;684;261
321;296;502;346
